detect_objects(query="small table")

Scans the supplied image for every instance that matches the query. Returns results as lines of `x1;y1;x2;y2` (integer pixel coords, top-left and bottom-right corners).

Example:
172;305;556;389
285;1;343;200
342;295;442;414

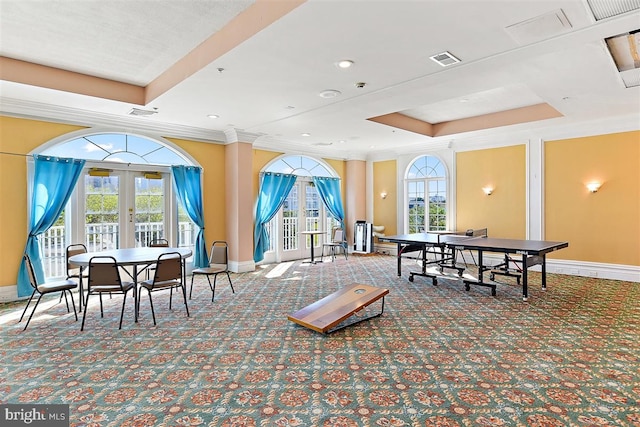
301;230;325;264
69;247;192;321
288;284;389;333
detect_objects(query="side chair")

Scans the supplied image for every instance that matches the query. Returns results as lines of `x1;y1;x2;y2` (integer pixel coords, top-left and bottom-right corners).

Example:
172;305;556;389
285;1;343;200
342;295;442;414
81;256;135;331
190;241;235;302
138;252;189;326
19;254;78;330
146;238;169;279
321;227;348;261
66;243;88;305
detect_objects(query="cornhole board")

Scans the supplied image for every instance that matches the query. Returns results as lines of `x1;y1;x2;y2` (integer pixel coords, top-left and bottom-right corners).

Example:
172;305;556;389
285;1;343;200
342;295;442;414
288;284;389;333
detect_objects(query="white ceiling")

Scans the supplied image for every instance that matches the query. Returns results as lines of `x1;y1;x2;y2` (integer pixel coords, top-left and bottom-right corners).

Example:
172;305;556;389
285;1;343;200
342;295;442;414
1;0;639;161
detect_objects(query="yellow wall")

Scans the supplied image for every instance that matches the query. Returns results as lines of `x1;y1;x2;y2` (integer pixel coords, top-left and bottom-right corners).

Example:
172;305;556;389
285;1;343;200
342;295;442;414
0;117;227;289
373;160;397;236
0;117;86;287
164;137;226;242
456;145;527;238
545;131;640;265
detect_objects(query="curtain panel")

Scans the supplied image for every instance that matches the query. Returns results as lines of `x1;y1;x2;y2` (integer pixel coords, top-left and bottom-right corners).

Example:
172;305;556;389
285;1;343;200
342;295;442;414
312;176;345;227
171;165;208;268
253;172;297;263
17;155;86;297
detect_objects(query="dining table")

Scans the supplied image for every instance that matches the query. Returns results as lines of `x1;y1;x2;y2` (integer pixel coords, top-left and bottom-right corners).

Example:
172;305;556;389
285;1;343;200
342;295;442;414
300;230;325;264
69;247;192;322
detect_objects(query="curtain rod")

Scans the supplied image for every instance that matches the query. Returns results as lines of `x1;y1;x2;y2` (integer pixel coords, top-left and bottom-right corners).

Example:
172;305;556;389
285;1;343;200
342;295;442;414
0;151;30;157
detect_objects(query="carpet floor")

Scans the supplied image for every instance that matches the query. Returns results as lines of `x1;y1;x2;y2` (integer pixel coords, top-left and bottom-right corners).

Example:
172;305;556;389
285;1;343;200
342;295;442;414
0;254;638;427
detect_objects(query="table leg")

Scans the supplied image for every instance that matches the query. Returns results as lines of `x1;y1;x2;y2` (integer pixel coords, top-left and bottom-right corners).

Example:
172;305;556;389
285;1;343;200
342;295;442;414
541;254;547;291
397;243;402;276
310;236;315;262
133;265;139;322
522;254;528;301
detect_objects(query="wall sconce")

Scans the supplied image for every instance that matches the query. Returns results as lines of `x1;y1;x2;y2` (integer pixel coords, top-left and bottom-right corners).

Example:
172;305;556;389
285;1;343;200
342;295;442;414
586;182;602;193
482;187;493;196
380;192;387;199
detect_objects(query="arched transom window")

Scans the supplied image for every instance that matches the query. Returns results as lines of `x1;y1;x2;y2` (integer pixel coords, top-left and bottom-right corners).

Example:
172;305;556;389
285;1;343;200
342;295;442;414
405;155;448;232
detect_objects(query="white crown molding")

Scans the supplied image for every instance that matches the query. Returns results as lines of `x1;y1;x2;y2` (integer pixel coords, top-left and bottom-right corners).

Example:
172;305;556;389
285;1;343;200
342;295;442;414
0;97;229;144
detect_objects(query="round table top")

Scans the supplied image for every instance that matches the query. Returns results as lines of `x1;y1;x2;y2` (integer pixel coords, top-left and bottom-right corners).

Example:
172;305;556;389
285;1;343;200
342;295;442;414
69;247;192;267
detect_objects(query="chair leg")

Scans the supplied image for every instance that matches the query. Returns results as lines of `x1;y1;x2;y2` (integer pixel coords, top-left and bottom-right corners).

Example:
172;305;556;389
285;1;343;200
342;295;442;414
146;289;156;326
65;290;78;321
99;294;104;318
226;272;235;294
169;286;173;310
119;292;129;329
189;274;196;299
18;290;37;323
22;294;44;330
81;293;91;331
206;275;215;302
180;285;190;317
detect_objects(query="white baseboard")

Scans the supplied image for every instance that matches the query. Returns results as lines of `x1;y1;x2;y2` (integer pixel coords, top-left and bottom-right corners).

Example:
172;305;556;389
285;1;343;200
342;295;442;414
0;285;19;302
230;260;255;273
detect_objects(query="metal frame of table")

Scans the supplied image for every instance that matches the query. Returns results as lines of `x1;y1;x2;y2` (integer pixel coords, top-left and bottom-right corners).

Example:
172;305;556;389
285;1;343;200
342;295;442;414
69;247;192;322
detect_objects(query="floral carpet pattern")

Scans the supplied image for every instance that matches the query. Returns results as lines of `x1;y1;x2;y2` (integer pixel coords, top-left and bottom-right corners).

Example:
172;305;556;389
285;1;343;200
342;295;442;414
0;254;638;427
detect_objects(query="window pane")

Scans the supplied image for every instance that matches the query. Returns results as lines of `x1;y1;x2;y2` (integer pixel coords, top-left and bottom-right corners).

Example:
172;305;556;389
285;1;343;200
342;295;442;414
135;176;164;247
85;175;119;251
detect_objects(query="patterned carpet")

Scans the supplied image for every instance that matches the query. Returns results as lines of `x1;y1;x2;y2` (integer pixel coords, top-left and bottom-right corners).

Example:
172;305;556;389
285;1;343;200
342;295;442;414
0;254;638;427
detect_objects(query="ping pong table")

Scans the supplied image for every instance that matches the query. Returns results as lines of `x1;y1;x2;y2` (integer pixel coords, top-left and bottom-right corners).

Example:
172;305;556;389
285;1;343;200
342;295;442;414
380;232;568;301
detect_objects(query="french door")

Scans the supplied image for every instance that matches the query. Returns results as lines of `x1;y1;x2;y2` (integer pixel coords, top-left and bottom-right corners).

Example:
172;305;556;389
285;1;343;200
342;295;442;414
263;179;336;263
70;168;173;251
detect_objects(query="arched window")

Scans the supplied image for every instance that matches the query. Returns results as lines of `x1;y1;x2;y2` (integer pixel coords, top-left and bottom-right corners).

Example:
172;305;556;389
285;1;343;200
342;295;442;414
37;132;197;278
261;155;339;263
405;155;448;232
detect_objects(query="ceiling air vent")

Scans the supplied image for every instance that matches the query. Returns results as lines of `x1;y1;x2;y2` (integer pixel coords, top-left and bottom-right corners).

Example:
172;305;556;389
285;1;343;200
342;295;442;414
128;108;158;117
587;0;640;20
429;51;460;67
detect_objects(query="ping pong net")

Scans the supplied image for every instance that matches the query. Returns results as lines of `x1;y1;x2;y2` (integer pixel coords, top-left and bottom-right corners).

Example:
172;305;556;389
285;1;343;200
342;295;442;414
437;228;487;266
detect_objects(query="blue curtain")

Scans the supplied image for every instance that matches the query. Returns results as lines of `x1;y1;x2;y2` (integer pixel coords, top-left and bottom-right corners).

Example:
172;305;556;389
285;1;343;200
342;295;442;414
171;166;208;268
253;172;297;263
313;176;345;227
17;155;86;297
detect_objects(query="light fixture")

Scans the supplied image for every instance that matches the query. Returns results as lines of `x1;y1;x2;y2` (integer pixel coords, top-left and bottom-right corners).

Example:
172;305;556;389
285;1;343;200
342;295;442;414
336;59;354;69
207;114;219;119
144;172;162;179
482;187;493;196
89;168;112;177
301;133;311;137
380;192;387;199
319;89;342;98
586;182;602;193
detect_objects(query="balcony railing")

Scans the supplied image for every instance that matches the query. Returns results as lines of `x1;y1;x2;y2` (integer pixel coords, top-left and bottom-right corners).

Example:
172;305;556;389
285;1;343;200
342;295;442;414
41;222;195;278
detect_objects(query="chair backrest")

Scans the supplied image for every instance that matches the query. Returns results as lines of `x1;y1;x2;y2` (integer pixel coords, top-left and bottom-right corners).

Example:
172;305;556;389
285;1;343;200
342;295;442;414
209;241;228;266
88;256;123;290
66;243;87;275
149;238;169;247
22;254;38;290
152;252;182;282
333;228;345;243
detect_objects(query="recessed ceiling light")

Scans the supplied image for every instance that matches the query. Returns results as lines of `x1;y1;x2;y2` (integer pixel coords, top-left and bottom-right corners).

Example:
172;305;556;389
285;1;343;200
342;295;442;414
207;114;219;119
301;133;311;137
319;89;342;98
336;60;354;69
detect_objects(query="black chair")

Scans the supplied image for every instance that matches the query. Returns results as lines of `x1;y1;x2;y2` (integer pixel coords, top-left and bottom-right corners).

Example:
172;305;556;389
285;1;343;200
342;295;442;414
19;254;78;330
138;252;189;325
146;238;169;279
66;243;88;304
321;227;348;261
190;241;234;301
81;256;135;331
